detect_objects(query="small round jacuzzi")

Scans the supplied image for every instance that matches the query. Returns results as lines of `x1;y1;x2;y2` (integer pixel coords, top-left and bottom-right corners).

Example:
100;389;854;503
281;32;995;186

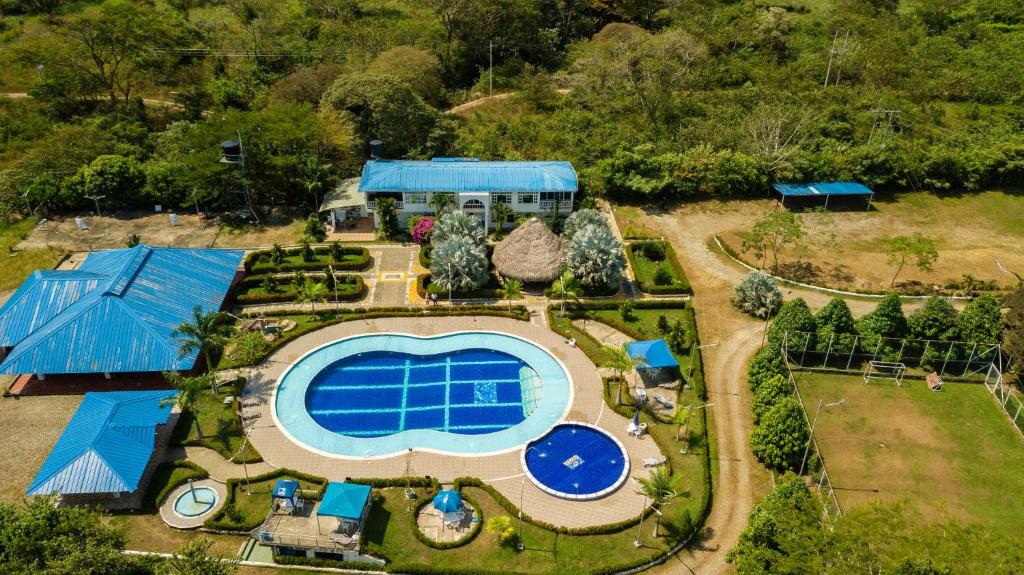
521;422;629;500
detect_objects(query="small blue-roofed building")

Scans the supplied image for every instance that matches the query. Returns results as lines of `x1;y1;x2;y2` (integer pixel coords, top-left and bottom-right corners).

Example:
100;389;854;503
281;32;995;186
346;157;577;231
27;390;178;509
0;244;243;390
255;481;380;565
772;181;875;210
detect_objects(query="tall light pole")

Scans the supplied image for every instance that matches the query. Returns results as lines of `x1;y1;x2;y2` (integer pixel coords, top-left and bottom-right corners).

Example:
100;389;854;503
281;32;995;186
84;194;105;217
517;445;538;552
679;402;715;451
799;398;844;476
688;343;718;379
447;261;453;306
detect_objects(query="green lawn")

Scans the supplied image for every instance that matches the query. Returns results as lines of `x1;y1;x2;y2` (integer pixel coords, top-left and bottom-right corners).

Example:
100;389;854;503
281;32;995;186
0;219;65;291
226;475;324;528
363;487;678;575
171;381;262;463
795;372;1024;531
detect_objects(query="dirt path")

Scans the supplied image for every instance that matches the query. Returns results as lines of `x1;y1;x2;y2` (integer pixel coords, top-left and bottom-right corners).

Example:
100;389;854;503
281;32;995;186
447;88;570;115
2;92;184;110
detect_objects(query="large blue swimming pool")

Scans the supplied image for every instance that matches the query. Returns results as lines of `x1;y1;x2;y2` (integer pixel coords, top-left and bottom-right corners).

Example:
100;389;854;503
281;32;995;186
306;348;540;437
522;423;629;500
274;332;571;457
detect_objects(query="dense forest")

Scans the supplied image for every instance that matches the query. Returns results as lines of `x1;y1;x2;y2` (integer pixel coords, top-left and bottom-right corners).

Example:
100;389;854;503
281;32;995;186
1;0;1023;221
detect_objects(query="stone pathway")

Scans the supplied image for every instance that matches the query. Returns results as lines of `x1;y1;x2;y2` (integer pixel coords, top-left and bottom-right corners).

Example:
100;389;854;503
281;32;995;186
166;445;274;483
572;319;632;348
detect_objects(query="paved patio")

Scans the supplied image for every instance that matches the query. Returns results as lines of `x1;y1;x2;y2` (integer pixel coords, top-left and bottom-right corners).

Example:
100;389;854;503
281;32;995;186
242;316;662;528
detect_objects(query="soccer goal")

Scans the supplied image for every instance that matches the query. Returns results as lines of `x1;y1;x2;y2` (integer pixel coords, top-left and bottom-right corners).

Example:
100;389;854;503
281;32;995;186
863;360;907;387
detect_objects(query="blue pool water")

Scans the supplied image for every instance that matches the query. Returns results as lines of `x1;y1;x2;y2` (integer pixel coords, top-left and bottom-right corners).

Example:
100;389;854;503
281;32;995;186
306;349;538;437
522;423;629;500
274;332;571;457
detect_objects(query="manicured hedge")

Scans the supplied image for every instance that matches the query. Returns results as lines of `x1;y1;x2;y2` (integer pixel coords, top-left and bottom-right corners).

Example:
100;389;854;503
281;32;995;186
235;275;365;305
410;491;482;550
203;468;329;531
626;241;692;295
418;244;432;269
273;555;386;571
416;273;502;299
245;245;372;273
143;459;209;511
349;476;438;489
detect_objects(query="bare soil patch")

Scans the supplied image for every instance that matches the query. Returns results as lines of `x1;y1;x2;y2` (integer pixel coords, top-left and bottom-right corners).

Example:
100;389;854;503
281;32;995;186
0;394;81;503
718;191;1024;293
18;210;219;251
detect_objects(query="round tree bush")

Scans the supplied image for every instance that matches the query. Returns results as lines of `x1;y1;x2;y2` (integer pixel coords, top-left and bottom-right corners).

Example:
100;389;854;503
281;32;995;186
561;208;607;241
432;210;485;247
750;397;809;472
766;298;817;348
752;373;790;424
430;235;488;292
732;270;782;319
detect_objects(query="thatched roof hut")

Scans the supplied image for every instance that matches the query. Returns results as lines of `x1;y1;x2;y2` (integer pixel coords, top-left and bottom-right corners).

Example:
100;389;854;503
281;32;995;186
492;218;564;283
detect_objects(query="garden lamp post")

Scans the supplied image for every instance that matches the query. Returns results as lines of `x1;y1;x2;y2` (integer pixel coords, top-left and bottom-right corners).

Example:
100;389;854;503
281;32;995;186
517;446;539;551
799;398;845;476
447;261;453;306
329;264;338;305
679;402;715;452
85;194;105;217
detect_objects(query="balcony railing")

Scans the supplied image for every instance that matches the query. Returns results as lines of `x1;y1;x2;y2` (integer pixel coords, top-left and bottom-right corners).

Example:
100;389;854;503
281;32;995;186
366;201;403;212
538;201;572;211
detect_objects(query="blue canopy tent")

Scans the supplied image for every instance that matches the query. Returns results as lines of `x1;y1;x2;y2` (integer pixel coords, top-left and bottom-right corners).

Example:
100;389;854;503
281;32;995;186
772;182;874;211
627;339;680;385
272;479;300;514
318;482;372;534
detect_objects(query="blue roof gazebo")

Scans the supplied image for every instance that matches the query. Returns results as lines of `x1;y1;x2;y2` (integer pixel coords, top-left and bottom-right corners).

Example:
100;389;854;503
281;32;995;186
627;339;679;372
319;482;372;528
27;390;176;503
772;182;874;210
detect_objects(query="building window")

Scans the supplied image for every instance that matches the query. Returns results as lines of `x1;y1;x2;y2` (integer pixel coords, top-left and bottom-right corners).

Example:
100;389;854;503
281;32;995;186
405;192;427;205
518;192;536;204
540;191;572;202
463;199;485;210
491;192;512;205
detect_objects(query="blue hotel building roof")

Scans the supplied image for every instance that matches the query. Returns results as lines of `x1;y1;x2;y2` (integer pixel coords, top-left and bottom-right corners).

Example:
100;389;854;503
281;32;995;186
359;158;577;193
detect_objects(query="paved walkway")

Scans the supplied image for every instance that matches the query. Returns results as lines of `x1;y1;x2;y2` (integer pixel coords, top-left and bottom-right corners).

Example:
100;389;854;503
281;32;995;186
572;319;632;348
242;316;662;529
166;445;273;483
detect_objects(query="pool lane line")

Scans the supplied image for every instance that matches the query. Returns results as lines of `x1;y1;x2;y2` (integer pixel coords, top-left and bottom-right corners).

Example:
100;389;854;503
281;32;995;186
399;358;411;432
309;401;528;416
444;356;452;431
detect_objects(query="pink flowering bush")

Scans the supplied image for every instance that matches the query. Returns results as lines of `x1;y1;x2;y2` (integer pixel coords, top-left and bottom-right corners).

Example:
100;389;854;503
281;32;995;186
412;217;434;244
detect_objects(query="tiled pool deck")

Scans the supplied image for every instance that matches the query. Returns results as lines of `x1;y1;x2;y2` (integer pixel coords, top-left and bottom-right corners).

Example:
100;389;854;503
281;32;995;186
244;316;663;528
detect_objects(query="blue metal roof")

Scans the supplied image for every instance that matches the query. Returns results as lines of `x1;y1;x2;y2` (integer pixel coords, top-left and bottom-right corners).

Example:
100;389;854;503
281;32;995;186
359;158;577;193
627;339;679;370
319;482;371;520
27;390;176;496
273;479;299;500
0;244;243;375
772;182;874;197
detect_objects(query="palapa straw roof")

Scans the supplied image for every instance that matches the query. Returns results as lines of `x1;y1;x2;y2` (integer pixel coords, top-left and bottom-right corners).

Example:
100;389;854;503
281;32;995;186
492;218;565;283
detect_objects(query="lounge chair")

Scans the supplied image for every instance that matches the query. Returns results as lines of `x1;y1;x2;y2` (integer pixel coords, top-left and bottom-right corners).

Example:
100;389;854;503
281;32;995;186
643;456;667;468
635;387;648;403
654;395;674;409
927;372;944;392
240;397;262;408
657;381;680;390
627;422;648;437
566;338;577;348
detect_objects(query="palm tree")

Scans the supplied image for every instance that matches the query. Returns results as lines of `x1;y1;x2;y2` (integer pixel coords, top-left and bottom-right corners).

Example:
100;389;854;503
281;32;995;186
550;270;580;315
297;280;327;317
429;192;456;217
163;371;213;439
604;345;645;406
492;201;514;234
498;278;522;312
636;466;683;537
173;306;233;379
673;405;692;442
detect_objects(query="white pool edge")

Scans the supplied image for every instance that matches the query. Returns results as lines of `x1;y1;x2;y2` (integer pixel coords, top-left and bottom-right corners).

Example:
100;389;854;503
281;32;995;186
519;421;631;501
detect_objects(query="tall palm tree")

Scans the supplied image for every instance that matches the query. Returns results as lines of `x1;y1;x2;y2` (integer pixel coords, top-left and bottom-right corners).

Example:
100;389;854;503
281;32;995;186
492;201;514;234
673;405;692;442
429;192;455;217
604;345;645;406
636;466;683;537
498;278;522;312
550;270;580;315
297;280;327;317
163;371;213;439
173;306;233;378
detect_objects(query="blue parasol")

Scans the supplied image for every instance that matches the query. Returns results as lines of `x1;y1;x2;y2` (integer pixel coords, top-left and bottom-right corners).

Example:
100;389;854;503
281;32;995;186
632;410;640;428
432;489;463;513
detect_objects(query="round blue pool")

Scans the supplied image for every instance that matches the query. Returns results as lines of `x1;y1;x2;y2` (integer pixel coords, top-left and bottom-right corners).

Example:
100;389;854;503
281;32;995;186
274;332;572;458
522;423;629;500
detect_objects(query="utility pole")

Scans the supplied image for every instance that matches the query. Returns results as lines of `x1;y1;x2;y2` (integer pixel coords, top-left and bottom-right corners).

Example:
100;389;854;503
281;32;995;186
833;30;851;86
823;29;839;87
868;108;900;148
489;41;493;97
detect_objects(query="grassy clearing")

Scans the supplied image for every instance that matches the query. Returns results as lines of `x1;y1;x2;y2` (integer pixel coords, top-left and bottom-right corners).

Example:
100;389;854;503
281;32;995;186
170;381;262;463
225;475;323;527
612;205;661;240
0;219;65;291
364;487;675;574
795;371;1024;531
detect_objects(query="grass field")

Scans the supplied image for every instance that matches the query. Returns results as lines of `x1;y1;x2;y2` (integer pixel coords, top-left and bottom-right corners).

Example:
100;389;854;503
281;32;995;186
795;372;1024;531
719;190;1024;292
0;219;65;292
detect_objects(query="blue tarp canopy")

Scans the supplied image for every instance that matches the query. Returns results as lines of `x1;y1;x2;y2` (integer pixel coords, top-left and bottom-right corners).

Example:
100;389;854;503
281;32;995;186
359;158;577;193
27;391;176;496
772;182;874;197
0;244;243;375
433;489;463;513
319;482;371;520
273;479;299;500
627;340;679;371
